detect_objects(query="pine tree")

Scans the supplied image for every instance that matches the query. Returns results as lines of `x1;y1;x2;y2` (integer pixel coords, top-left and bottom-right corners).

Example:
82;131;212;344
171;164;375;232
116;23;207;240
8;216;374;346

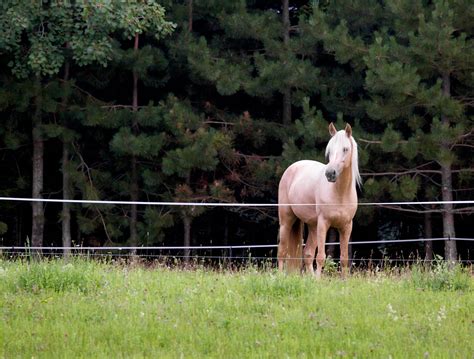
110;3;175;250
165;1;323;235
159;96;234;262
0;2;109;250
0;1;174;250
1;0;472;260
299;1;474;260
360;1;473;260
176;1;319;124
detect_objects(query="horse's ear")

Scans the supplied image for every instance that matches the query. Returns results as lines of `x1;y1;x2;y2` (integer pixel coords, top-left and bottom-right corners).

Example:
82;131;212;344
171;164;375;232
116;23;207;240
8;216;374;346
329;122;337;137
345;123;352;137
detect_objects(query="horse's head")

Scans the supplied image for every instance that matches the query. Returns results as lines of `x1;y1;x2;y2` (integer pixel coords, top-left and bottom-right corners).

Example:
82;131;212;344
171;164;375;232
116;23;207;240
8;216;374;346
324;123;361;186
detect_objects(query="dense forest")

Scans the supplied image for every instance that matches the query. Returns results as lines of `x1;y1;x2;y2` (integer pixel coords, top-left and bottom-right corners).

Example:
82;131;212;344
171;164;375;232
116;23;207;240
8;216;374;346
0;0;472;262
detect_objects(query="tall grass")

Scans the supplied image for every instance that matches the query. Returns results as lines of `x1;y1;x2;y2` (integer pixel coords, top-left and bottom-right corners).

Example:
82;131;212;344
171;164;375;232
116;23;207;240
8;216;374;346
0;258;472;358
409;255;472;291
1;258;104;293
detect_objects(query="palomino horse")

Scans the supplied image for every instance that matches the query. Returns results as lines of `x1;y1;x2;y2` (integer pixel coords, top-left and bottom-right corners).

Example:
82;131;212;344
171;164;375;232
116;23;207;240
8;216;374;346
278;123;361;278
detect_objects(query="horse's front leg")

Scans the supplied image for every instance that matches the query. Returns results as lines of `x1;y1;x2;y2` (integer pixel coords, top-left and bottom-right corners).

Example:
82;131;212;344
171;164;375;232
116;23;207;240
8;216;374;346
315;220;329;279
304;224;318;275
338;221;353;278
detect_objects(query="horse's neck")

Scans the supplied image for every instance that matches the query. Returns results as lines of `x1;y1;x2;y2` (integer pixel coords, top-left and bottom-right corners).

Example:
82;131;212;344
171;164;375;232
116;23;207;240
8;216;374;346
334;165;356;199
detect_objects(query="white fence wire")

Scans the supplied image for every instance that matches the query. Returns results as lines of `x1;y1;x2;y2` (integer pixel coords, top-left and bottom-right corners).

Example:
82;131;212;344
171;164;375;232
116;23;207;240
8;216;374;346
0;197;472;262
0;196;473;207
1;237;473;252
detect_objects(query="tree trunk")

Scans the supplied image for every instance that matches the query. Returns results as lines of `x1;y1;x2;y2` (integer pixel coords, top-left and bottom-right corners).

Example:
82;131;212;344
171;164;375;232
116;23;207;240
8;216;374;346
282;0;292;126
61;55;71;256
441;164;457;261
130;156;139;250
441;73;457;262
188;0;193;32
62;145;72;255
424;211;433;261
31;79;44;255
183;215;192;264
130;33;140;253
133;34;139;110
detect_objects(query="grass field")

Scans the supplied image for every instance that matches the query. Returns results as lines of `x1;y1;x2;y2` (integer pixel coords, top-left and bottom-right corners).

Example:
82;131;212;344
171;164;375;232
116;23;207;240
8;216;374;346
0;259;473;358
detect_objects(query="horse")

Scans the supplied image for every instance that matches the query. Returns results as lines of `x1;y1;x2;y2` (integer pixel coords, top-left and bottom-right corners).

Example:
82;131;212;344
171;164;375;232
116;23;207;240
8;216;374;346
277;122;361;278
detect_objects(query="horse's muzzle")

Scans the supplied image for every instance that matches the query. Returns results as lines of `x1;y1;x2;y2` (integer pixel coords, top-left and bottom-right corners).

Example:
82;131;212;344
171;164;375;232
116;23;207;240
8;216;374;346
325;168;337;182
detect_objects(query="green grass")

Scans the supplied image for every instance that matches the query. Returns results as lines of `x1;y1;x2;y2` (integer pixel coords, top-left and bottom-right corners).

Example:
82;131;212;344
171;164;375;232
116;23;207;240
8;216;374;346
0;259;473;358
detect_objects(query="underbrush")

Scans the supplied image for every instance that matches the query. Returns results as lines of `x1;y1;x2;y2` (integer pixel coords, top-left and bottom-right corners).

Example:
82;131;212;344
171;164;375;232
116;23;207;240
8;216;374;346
1;256;471;294
321;255;472;292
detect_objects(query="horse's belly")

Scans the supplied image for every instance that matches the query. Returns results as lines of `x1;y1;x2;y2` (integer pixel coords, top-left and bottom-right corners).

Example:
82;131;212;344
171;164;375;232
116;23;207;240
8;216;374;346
286;164;323;225
291;205;319;225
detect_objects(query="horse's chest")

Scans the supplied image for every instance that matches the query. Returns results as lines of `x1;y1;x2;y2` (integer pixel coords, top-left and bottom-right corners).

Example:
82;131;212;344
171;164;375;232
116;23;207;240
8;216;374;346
324;205;356;227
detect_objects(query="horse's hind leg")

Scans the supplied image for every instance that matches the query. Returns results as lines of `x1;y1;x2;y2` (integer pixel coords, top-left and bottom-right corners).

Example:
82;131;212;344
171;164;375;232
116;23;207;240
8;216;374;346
287;219;303;272
277;225;287;272
278;220;293;272
278;204;299;272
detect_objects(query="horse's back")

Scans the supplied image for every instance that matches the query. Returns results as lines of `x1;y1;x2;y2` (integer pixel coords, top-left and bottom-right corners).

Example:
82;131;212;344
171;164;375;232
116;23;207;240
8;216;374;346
279;160;325;203
280;160;325;186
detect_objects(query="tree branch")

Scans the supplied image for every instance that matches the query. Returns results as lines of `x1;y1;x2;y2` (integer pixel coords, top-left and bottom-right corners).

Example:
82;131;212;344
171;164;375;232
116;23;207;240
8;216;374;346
361;169;441;176
378;205;474;214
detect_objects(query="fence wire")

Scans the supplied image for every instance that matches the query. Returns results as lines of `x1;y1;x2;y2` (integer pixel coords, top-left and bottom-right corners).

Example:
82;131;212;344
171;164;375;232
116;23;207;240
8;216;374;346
0;196;473;207
1;237;472;263
1;236;472;252
0;196;472;264
1;252;472;265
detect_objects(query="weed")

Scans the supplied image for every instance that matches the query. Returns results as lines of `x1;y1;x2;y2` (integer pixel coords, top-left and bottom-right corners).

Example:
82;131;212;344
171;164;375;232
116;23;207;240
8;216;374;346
410;255;472;291
324;255;338;275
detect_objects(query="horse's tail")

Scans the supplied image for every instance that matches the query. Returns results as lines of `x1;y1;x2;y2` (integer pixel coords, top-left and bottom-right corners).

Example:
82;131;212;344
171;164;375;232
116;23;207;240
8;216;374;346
287;219;303;272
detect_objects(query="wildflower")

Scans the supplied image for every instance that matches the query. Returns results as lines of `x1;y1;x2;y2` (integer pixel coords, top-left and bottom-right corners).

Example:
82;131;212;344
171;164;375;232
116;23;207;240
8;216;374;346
387;303;399;321
436;306;446;322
